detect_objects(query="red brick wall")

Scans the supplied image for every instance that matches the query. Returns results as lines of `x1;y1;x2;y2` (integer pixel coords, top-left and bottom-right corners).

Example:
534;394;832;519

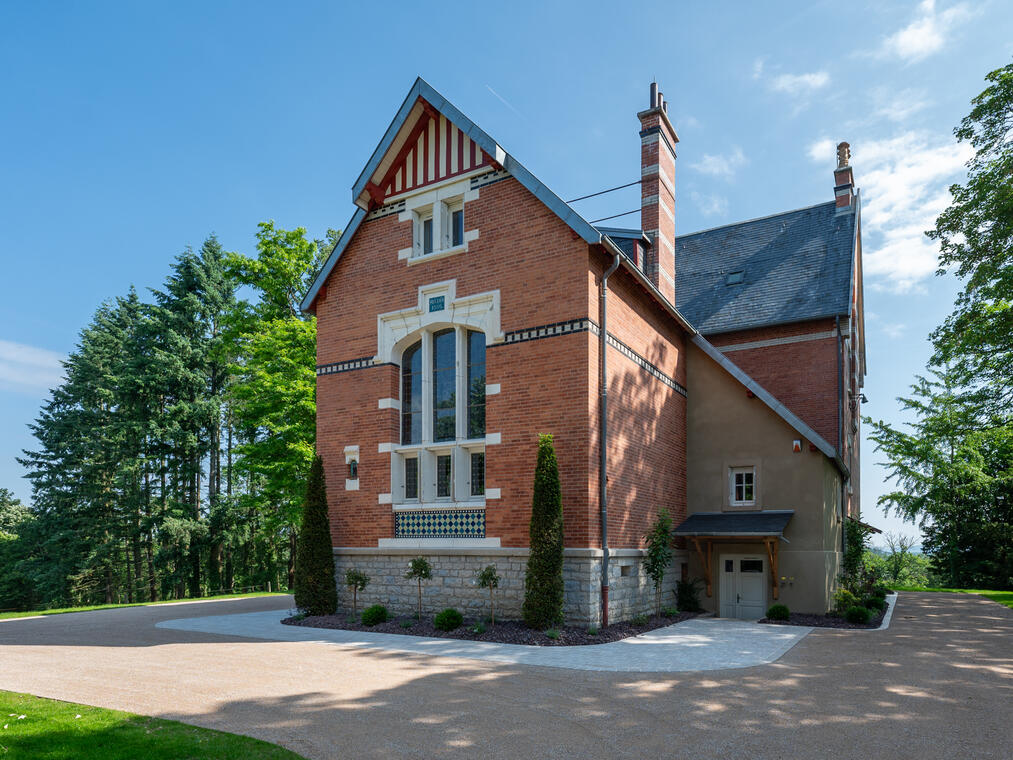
706;318;840;452
315;177;596;548
587;250;688;548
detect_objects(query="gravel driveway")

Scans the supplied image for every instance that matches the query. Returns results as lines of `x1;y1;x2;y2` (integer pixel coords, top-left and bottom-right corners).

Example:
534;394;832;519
1;592;1010;759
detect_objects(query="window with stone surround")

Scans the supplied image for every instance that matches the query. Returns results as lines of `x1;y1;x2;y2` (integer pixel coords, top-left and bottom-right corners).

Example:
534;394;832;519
394;327;486;505
412;196;464;259
729;466;756;507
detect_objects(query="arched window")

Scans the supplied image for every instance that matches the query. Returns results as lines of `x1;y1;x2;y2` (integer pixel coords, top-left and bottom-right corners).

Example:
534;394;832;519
396;328;487;504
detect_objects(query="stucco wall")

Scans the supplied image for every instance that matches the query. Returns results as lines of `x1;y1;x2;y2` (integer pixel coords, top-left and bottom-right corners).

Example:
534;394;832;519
685;341;843;614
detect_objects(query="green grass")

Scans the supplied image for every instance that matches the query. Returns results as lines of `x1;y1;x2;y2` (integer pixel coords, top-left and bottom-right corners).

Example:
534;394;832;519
0;592;287;620
0;691;306;759
890;586;1013;610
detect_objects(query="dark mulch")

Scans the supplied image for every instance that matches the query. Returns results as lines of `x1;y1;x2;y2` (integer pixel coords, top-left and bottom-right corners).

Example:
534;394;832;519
759;598;891;630
282;610;700;646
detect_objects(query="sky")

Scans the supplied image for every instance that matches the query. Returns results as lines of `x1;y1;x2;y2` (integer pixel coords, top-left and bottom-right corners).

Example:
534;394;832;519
2;0;1010;547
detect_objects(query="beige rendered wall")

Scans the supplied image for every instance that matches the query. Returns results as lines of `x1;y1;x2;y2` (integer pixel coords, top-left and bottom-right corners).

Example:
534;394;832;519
684;342;843;614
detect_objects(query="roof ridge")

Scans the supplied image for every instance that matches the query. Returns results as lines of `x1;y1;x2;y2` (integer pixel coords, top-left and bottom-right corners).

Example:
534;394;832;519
676;199;836;241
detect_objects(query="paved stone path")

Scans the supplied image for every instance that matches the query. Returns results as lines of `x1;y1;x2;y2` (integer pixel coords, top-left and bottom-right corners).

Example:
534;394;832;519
157;609;812;672
2;592;1010;759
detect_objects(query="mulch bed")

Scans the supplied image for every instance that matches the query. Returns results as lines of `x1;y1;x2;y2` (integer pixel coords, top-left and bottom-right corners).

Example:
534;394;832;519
759;597;891;630
282;610;700;646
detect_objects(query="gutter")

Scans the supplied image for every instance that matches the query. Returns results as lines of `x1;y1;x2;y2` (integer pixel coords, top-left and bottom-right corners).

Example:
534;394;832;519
598;248;621;628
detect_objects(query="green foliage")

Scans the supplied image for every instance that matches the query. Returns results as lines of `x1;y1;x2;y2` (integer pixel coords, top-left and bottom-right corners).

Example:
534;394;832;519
766;603;790;621
833;588;860;615
841;519;873;590
405;556;432;620
433;608;463;631
399;619;413;628
630;613;649;626
643;509;673;614
475;564;500;625
586;626;599;636
293;457;336;616
660;605;680;618
675;578;705;612
544;628;560;640
0;690;304;759
845;605;871;624
470;621;486;634
360;605;388;626
344;569;369;617
862;595;886;612
523;434;564;629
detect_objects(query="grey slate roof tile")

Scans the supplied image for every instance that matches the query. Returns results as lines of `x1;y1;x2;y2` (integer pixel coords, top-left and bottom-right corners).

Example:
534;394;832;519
673;201;855;335
672;510;794;536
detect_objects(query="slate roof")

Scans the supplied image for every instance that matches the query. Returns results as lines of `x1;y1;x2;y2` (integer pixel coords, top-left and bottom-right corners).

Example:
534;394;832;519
672;510;794;537
673;201;857;335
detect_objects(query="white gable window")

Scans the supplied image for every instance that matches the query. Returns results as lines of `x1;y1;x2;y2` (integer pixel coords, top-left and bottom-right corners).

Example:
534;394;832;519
729;466;756;507
413;197;464;258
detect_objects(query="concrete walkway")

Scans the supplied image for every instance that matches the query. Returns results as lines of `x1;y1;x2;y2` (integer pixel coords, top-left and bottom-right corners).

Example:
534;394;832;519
157;610;812;672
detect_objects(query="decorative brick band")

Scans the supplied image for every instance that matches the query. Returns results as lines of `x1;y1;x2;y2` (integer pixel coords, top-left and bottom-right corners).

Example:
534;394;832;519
605;332;687;396
470;168;511;190
500;318;595;345
395;508;486;539
316;356;384;376
365;199;406;221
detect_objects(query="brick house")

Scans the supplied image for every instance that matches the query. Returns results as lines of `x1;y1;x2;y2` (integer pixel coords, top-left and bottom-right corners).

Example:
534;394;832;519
301;79;866;625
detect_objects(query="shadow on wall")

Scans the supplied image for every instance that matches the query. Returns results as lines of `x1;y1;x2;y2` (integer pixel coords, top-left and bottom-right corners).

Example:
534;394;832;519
150;594;1011;759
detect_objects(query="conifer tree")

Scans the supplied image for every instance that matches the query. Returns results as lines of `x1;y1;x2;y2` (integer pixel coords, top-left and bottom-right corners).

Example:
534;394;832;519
293;456;337;616
523;434;564;629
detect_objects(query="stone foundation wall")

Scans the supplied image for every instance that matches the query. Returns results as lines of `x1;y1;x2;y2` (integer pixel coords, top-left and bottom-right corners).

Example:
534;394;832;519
332;547;688;626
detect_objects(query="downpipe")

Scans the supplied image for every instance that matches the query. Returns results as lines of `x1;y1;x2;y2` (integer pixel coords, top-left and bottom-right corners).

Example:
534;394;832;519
599;249;621;627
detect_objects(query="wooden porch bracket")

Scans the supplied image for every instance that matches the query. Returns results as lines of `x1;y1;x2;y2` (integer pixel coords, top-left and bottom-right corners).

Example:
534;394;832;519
763;538;780;601
692;537;713;597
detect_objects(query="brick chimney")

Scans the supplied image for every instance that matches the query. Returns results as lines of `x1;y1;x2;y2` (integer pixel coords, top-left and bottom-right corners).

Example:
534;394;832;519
834;141;855;212
638;83;680;304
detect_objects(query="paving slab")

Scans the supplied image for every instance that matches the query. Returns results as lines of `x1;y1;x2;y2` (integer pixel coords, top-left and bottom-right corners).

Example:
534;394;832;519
156;610;812;672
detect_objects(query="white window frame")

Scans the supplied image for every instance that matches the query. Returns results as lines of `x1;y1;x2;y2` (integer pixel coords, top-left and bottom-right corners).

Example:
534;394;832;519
412;196;465;260
729;466;756;507
392;325;486;508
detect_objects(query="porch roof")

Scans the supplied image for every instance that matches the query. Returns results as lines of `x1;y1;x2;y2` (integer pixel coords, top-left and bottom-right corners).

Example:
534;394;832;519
672;510;794;538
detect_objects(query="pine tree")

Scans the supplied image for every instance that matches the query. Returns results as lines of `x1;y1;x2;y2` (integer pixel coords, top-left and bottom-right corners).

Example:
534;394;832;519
293;456;337;616
523;434;564;629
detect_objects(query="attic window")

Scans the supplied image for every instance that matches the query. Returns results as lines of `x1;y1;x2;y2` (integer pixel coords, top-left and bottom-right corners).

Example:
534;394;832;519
413;197;464;259
726;270;745;285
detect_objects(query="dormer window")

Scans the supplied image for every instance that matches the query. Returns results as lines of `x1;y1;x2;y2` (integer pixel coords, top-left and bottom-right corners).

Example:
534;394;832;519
413;198;464;259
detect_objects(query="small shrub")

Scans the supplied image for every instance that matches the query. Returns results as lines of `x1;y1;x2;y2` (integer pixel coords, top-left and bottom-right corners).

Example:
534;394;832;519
475;565;501;625
587;626;599;636
399;619;413;629
470;622;486;635
544;628;560;640
660;606;680;618
675;578;704;612
872;585;889;599
833;588;860;614
845;605;871;624
361;604;388;626
631;613;649;626
433;608;463;631
766;603;790;621
293;456;337;616
862;595;886;611
405;557;432;621
344;569;369;617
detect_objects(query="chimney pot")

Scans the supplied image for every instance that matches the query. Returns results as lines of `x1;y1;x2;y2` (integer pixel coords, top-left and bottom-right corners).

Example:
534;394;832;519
650;82;658;108
836;141;851;168
658;92;664;111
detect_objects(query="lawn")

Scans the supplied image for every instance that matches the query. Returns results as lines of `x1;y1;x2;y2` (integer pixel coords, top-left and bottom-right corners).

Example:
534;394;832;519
0;691;305;759
890;586;1013;610
0;591;287;620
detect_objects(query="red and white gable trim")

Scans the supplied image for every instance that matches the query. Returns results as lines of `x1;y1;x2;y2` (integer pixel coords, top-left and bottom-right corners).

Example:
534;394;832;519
364;103;493;206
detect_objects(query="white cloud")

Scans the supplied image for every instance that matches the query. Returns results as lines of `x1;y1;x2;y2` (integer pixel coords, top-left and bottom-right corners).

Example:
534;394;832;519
676;115;701;131
0;339;65;394
691;191;728;217
808;131;973;292
769;70;830;95
876;0;974;63
807;138;836;163
751;57;765;80
882;323;907;339
872;88;931;122
691;147;747;178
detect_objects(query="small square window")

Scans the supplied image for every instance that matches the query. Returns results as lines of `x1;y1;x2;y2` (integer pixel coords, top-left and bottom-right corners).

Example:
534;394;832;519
726;270;744;285
730;466;756;506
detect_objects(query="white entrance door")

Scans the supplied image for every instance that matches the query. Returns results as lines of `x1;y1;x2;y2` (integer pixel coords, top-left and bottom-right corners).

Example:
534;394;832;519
719;554;767;619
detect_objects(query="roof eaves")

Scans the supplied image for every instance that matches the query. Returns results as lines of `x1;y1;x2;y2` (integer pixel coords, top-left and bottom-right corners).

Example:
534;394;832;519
691;333;847;475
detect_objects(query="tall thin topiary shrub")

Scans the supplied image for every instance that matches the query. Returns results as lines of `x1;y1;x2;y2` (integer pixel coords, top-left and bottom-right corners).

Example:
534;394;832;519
476;564;500;625
643;509;673;615
523;433;564;629
405;556;432;620
293;456;337;616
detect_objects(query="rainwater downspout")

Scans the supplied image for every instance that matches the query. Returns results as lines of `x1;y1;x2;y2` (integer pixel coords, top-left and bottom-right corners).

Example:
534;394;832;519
836;316;847;556
599;248;621;628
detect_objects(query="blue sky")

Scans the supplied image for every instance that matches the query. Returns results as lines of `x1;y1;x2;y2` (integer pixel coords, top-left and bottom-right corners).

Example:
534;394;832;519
2;1;1010;546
